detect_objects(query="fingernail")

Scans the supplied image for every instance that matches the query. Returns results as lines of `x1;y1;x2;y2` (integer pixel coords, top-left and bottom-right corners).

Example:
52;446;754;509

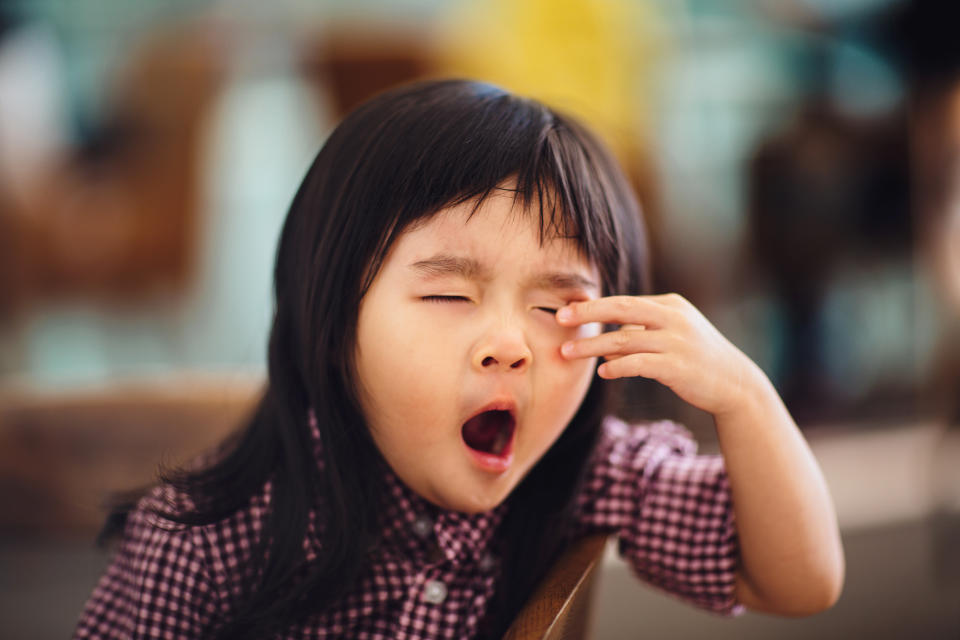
561;341;574;356
557;307;572;322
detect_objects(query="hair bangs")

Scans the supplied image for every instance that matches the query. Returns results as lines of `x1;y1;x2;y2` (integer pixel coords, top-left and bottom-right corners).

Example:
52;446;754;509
354;81;636;298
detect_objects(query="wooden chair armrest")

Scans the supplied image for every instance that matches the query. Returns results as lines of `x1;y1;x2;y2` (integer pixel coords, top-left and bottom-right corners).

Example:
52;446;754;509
502;533;610;640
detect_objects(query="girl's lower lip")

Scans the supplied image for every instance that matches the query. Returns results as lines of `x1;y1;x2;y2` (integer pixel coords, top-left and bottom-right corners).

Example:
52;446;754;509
462;431;515;473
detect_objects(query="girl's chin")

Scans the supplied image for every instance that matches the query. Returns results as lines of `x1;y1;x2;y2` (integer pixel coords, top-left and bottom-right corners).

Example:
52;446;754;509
425;477;516;514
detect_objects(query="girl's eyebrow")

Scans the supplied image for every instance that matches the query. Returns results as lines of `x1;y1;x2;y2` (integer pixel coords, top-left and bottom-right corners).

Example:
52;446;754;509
526;271;599;293
410;254;489;281
409;253;598;292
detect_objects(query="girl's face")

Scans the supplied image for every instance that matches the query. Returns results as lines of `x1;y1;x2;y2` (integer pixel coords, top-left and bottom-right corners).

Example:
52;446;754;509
354;188;602;513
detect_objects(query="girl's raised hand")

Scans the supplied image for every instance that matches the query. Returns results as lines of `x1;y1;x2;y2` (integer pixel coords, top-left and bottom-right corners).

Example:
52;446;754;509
557;293;765;420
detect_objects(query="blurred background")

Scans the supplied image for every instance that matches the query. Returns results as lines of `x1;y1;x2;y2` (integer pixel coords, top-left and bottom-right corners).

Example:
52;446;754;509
0;0;958;637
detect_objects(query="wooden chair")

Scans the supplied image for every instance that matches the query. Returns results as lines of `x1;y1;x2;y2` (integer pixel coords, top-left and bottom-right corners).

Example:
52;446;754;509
502;534;610;640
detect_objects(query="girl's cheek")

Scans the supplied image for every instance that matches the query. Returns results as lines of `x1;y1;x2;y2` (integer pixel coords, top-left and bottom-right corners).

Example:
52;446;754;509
533;319;600;358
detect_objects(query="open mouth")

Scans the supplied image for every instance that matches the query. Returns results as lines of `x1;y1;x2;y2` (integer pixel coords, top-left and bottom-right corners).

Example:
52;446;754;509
461;409;516;458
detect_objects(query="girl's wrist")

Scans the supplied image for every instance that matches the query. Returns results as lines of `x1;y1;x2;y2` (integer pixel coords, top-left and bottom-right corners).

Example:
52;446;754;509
713;360;778;427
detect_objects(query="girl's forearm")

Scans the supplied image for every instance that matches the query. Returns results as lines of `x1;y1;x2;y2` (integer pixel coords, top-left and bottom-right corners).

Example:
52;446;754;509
714;363;845;615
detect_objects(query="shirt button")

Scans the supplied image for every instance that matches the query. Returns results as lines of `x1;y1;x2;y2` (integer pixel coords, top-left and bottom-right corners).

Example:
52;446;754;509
412;516;433;539
423;579;448;604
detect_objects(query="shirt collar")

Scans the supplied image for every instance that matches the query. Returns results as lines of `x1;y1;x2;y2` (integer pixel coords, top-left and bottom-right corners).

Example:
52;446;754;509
378;457;507;566
308;408;507;566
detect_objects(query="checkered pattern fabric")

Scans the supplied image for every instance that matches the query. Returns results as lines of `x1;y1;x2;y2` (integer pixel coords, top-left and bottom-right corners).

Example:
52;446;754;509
74;415;743;639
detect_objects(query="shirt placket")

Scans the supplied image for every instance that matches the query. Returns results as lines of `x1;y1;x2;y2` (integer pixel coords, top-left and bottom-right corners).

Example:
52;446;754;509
394;515;456;640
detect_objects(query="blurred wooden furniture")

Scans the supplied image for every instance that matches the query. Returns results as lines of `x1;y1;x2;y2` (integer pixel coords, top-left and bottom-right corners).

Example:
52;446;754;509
0;374;262;537
0;22;229;314
299;24;433;121
502;534;610;640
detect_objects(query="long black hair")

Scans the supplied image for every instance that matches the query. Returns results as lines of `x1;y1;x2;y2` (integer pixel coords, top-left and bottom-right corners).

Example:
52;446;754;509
103;79;650;639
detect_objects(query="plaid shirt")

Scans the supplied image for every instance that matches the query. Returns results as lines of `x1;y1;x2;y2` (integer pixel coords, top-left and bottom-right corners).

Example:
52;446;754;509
74;416;743;639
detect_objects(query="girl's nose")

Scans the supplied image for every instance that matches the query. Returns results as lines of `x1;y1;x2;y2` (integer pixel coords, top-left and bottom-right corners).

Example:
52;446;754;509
472;327;532;373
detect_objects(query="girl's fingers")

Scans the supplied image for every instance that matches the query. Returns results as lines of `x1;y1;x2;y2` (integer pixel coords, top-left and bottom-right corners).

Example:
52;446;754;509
647;292;694;308
556;295;676;328
561;326;668;360
597;352;671;380
600;324;645;362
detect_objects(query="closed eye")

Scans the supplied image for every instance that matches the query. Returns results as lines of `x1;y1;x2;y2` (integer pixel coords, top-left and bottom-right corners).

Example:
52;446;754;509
535;307;559;315
422;295;470;304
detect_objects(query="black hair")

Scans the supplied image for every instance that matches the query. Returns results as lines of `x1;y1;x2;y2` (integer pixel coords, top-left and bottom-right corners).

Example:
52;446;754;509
101;78;650;639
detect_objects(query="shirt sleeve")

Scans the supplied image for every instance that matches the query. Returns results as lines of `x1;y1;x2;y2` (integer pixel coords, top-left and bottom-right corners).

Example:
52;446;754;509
575;416;745;616
73;487;223;639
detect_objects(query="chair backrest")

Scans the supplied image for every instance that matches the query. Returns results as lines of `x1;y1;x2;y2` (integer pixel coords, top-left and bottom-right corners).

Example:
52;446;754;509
0;375;262;536
502;533;610;640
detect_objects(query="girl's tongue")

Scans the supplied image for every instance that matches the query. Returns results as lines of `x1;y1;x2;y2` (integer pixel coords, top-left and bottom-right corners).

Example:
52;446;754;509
462;410;514;456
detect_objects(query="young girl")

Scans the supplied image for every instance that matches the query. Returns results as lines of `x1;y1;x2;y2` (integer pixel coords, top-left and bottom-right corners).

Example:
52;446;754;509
74;79;843;640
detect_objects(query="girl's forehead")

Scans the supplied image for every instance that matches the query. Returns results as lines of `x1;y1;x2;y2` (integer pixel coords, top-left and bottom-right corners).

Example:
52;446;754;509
396;195;591;268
